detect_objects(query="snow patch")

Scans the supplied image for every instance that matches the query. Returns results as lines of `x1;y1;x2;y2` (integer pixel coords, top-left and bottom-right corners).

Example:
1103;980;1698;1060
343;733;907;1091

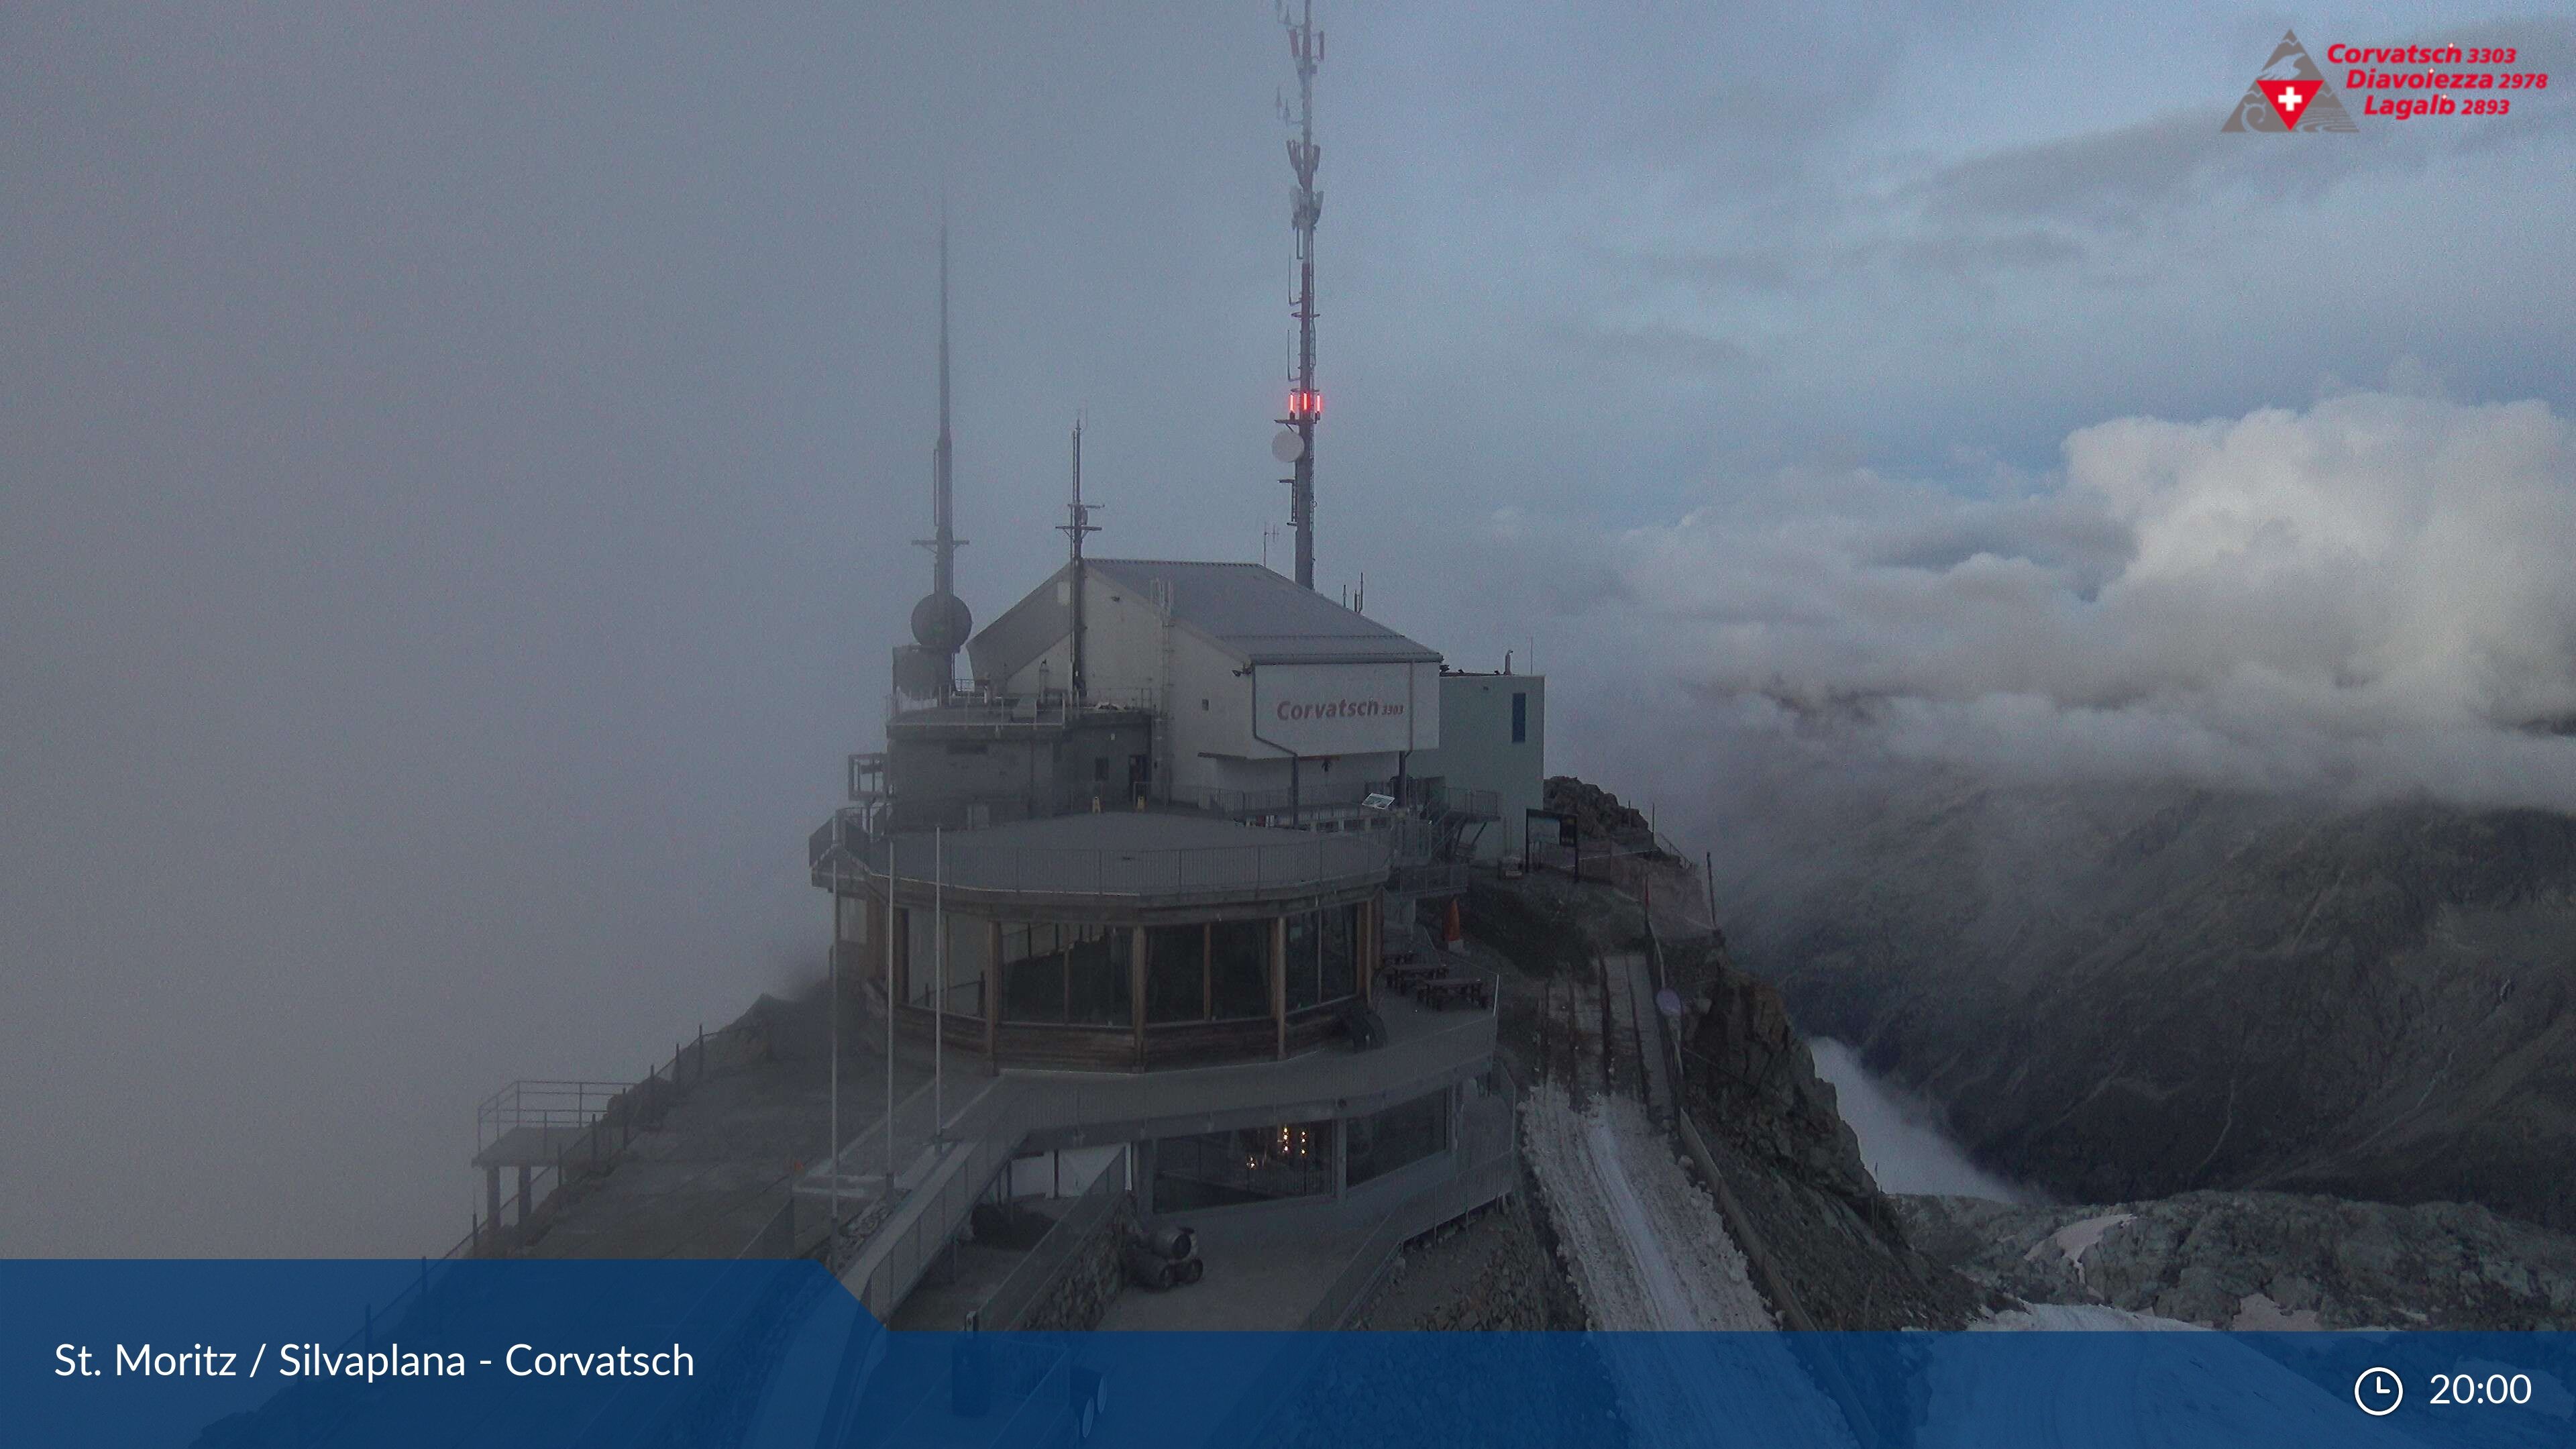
2229;1293;2324;1332
1520;1079;1772;1331
2024;1212;2134;1284
1973;1303;2206;1332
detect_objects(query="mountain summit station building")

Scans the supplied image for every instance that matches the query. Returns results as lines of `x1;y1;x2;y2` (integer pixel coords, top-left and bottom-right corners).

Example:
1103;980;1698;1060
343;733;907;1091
800;553;1539;1324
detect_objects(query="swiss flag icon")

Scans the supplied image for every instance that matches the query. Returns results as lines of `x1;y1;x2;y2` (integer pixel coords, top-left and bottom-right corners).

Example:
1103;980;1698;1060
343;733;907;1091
2264;79;2322;129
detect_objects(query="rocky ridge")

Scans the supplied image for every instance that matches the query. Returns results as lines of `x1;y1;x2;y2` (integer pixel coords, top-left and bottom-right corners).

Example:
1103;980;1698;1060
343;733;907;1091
1899;1189;2576;1330
1725;783;2576;1230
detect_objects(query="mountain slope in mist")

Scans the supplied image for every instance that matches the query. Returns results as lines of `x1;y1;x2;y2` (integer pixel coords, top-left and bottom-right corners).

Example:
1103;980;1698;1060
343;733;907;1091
1727;785;2576;1229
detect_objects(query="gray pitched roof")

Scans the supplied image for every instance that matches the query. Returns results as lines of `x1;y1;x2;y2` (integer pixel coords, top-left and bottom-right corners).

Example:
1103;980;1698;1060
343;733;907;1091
1088;559;1438;665
965;558;1438;686
964;561;1076;688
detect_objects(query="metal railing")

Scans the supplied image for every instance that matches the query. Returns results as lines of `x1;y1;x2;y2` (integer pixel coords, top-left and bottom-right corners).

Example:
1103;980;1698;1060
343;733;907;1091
816;820;1391;905
458;1022;751;1259
1179;777;1386;819
1301;1061;1522;1331
839;1083;1032;1322
474;1079;623;1157
891;685;1159;725
978;1146;1132;1330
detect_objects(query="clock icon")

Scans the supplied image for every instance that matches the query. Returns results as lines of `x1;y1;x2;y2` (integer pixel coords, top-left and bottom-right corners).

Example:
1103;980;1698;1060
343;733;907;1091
2355;1366;2404;1417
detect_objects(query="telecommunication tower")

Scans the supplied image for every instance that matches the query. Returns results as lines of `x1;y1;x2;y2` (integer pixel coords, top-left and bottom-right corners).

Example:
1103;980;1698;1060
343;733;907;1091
1273;0;1325;590
1057;417;1101;699
906;226;971;695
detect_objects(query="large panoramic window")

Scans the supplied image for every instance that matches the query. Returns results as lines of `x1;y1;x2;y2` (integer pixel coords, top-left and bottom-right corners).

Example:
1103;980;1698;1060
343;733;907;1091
1145;925;1205;1024
1001;922;1132;1026
905;909;983;1017
1152;1120;1335;1211
1210;919;1269;1020
999;922;1049;1022
1282;905;1361;1013
1066;926;1130;1025
1345;1090;1448;1188
1321;903;1356;1002
1284;911;1319;1012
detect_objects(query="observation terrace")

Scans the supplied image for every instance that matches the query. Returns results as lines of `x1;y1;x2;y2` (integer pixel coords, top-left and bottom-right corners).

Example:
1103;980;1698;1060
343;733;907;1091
809;810;1389;920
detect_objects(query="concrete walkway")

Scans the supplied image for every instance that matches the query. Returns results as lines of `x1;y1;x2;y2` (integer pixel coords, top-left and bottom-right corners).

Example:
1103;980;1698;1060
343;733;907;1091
519;994;927;1260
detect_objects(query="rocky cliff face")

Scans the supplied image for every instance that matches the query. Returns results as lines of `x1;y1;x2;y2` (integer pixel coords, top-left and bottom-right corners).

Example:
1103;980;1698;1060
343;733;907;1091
1725;784;2576;1230
1898;1189;2576;1330
1466;821;1984;1332
1677;944;1986;1330
1542;776;1662;851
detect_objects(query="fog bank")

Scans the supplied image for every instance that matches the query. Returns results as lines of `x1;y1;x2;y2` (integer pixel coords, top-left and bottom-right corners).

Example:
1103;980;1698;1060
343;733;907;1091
1809;1040;2031;1203
1574;390;2576;819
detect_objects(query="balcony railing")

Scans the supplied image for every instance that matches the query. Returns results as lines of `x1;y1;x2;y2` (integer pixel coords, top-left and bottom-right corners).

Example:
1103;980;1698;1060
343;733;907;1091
816;828;1390;905
889;685;1159;727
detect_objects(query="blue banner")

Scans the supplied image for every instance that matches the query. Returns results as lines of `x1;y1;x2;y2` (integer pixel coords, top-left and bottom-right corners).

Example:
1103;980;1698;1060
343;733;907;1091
6;1260;2574;1447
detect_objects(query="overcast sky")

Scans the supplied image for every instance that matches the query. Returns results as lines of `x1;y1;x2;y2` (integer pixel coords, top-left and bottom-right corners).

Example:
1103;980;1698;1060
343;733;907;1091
6;3;2572;1255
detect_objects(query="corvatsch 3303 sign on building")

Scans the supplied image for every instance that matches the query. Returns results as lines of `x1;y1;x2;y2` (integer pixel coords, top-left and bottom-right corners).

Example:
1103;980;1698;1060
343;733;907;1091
1250;661;1442;757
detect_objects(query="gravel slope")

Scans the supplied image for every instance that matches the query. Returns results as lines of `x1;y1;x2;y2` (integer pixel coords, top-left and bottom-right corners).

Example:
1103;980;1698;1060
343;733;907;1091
1523;1080;1772;1332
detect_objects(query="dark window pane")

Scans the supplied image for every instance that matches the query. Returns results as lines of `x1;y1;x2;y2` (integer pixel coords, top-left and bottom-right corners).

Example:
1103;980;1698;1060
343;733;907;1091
1145;926;1205;1024
1346;1091;1449;1188
1001;922;1055;964
1511;692;1527;744
1004;954;1065;1023
1152;1120;1335;1210
1067;926;1132;1026
1210;919;1269;1020
1284;912;1320;1012
1320;904;1356;1002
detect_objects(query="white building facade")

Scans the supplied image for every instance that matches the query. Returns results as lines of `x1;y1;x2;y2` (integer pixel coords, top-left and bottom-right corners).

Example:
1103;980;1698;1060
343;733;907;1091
1407;672;1546;862
965;559;1442;816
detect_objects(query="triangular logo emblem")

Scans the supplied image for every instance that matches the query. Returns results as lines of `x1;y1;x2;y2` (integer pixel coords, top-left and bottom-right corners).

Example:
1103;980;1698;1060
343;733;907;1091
2222;30;2358;132
2263;78;2322;129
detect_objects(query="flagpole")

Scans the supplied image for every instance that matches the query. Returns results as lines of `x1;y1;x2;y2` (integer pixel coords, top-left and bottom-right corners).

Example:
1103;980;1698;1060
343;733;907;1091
933;825;945;1146
884;830;896;1185
829;827;842;1233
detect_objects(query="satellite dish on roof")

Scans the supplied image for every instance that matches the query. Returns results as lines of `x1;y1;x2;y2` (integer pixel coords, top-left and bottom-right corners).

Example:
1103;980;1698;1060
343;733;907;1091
910;592;973;653
1271;428;1305;464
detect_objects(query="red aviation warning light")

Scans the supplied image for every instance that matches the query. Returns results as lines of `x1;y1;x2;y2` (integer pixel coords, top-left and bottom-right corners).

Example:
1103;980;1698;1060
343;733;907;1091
1285;389;1322;422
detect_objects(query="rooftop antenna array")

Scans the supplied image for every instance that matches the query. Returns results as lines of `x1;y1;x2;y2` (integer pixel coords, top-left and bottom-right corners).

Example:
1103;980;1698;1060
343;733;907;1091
1271;0;1325;590
905;225;972;697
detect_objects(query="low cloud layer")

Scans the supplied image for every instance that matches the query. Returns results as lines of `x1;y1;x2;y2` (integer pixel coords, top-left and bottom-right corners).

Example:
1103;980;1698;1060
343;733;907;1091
1585;388;2576;812
1808;1040;2032;1203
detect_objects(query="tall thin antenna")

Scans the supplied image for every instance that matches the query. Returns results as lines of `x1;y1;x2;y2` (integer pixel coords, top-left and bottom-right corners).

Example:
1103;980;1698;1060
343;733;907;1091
932;824;945;1146
932;226;957;602
1059;417;1102;700
1274;0;1325;591
908;225;971;692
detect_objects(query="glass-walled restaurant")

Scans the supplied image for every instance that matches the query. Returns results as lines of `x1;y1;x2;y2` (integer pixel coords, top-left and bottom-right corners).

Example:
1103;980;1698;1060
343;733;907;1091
845;895;1381;1071
818;811;1393;1071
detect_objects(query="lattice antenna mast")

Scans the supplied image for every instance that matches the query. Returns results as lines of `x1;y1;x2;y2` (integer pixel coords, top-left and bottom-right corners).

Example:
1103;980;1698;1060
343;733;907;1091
1059;417;1102;564
1275;0;1324;590
1058;417;1102;699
